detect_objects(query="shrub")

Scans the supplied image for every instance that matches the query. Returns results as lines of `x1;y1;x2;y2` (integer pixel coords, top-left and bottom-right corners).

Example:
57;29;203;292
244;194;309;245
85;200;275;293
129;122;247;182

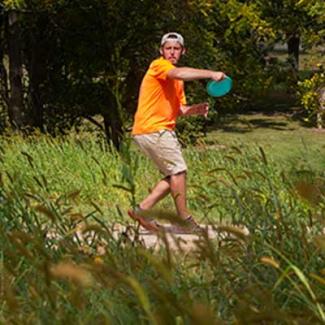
298;66;325;129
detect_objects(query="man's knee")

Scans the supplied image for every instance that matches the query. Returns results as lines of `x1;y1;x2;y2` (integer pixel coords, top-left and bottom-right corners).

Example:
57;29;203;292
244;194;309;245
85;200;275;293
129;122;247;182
163;171;186;185
169;171;187;185
172;170;187;178
169;170;186;177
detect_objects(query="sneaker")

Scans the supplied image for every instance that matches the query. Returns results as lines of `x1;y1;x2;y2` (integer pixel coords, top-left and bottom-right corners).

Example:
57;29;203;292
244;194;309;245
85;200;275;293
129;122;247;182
171;216;204;234
127;207;161;232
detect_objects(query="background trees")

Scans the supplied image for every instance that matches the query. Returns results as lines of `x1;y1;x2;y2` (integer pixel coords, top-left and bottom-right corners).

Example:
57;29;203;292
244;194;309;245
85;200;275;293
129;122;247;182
256;0;324;71
0;0;324;146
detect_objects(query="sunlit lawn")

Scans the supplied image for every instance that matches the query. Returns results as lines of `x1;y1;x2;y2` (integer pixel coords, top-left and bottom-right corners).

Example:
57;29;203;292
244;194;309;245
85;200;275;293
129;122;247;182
206;111;325;172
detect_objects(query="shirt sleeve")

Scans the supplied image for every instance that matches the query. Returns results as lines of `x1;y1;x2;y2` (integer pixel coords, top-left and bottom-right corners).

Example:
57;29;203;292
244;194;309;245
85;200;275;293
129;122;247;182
148;58;175;80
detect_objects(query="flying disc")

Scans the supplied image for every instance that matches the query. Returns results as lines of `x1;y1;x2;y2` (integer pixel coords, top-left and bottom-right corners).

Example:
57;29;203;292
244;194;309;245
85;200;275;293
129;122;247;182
207;76;233;97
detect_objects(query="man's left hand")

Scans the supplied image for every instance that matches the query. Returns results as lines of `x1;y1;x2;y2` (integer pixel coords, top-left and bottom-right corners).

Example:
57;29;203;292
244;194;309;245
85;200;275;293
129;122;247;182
180;103;209;117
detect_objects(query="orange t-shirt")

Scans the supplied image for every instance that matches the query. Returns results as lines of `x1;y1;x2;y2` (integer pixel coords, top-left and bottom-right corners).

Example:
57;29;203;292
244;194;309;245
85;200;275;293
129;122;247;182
132;57;186;135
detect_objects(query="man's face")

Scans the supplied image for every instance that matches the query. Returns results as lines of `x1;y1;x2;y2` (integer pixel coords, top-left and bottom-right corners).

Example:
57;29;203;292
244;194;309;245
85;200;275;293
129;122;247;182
160;41;183;64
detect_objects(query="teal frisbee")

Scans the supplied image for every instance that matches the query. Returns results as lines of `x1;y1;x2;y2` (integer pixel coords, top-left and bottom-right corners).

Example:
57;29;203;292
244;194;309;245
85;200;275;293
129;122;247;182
207;76;233;97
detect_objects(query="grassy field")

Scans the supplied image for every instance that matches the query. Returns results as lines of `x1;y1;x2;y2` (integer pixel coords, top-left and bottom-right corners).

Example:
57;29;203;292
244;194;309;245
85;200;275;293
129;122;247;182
207;112;325;171
1;112;324;220
1;114;325;323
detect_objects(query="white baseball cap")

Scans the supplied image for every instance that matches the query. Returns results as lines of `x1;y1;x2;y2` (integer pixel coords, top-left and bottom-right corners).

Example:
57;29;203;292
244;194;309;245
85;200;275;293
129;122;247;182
161;32;184;47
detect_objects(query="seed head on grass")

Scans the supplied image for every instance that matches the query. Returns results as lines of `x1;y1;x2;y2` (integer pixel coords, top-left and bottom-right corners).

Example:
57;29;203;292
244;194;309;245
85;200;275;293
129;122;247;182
49;261;94;287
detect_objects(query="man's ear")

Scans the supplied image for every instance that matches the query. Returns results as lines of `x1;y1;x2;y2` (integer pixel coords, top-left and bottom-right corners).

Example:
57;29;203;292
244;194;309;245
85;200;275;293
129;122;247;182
159;47;163;55
182;47;187;55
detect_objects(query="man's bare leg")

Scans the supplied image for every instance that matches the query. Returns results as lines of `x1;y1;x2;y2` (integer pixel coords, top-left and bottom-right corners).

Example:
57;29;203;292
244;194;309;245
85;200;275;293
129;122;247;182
128;178;170;231
132;171;201;233
139;178;170;210
169;171;189;220
139;171;189;218
169;171;203;233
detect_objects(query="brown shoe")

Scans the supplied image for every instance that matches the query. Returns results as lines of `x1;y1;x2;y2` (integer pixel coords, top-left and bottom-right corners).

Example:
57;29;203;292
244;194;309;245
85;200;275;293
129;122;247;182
128;207;161;232
171;216;204;234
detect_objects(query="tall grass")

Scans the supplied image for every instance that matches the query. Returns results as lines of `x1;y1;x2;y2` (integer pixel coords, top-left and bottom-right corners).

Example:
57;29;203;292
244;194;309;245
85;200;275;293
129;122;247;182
0;132;324;323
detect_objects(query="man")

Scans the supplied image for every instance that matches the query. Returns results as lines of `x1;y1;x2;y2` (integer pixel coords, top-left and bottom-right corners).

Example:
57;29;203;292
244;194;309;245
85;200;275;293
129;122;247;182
129;32;226;233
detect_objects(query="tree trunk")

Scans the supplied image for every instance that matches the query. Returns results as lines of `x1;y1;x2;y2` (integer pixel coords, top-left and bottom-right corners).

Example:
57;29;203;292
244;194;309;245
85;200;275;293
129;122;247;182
0;53;9;108
287;33;300;72
7;10;25;129
103;90;123;150
0;12;9;109
26;19;48;131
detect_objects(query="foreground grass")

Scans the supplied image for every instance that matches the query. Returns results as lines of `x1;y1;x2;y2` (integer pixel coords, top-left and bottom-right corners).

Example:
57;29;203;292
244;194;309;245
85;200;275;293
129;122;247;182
0;122;324;323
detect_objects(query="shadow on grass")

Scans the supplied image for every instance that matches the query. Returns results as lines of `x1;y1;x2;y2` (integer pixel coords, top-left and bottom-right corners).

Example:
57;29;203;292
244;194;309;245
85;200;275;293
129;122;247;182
208;114;295;134
207;89;303;133
248;118;290;130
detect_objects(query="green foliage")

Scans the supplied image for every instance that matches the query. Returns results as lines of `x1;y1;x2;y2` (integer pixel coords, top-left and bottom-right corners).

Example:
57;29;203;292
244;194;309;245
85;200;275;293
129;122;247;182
176;116;207;147
3;0;25;9
256;0;325;46
198;0;286;108
298;66;325;128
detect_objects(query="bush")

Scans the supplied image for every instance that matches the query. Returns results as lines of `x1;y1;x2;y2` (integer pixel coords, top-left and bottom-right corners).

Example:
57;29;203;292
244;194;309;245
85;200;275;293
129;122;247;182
298;66;325;128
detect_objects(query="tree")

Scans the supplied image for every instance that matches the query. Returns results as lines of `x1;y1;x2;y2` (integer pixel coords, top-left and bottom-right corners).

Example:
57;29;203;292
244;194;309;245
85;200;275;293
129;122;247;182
7;9;26;128
191;0;278;104
256;0;325;73
0;4;9;127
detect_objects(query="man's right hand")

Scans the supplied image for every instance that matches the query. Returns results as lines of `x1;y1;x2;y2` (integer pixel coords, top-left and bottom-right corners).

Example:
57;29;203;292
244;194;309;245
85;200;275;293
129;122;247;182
210;71;226;82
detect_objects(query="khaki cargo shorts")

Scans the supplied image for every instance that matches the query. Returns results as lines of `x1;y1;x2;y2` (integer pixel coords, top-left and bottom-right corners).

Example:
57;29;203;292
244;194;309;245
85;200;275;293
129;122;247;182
133;130;187;177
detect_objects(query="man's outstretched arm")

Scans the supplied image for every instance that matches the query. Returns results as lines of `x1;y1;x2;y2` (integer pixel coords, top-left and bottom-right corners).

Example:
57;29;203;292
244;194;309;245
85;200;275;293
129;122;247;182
168;67;225;82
